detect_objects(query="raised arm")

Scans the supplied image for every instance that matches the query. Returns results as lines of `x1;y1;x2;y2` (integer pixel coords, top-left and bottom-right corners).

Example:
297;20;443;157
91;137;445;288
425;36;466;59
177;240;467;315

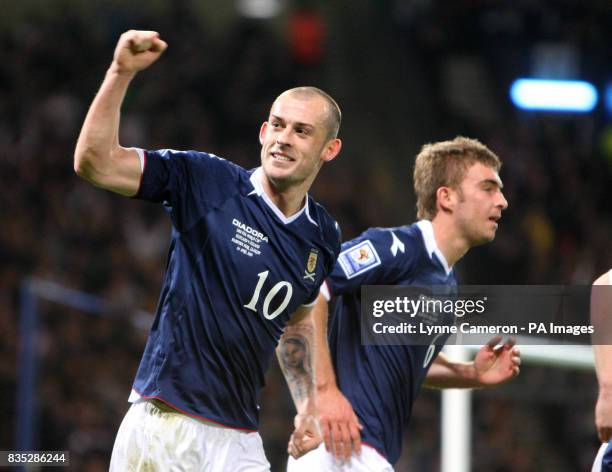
424;336;520;389
592;271;612;443
74;30;167;196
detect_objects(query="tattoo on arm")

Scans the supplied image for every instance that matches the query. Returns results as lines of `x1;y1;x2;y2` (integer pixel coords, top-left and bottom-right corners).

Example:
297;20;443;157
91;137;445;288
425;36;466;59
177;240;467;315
277;324;314;407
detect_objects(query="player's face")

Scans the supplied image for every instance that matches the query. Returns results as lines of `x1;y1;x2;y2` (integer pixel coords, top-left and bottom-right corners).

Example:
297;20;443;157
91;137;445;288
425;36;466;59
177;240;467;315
259;94;340;191
453;162;508;246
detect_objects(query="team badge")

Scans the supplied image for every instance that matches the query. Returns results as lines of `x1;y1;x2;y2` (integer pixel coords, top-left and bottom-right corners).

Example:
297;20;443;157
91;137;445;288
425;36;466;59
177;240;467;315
303;249;318;282
338;240;381;279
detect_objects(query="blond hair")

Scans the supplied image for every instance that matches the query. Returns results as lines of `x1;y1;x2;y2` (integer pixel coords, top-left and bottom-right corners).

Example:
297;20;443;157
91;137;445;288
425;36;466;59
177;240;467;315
413;136;502;219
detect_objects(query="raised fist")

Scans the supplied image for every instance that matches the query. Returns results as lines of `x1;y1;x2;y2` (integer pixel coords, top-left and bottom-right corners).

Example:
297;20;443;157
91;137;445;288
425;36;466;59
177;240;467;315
111;30;168;76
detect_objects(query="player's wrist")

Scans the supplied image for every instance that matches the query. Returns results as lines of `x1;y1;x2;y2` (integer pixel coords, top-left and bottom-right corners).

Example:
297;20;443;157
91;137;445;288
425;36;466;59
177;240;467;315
297;397;317;416
107;62;137;80
468;362;486;386
316;378;339;393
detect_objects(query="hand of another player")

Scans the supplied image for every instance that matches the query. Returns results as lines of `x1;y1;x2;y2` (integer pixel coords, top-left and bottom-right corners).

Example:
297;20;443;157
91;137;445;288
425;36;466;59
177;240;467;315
317;386;362;462
595;389;612;443
473;336;520;386
288;412;322;459
112;30;168;77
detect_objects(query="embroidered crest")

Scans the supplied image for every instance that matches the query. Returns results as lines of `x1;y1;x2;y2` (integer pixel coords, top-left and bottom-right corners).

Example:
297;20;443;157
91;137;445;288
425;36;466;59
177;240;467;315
303;249;318;282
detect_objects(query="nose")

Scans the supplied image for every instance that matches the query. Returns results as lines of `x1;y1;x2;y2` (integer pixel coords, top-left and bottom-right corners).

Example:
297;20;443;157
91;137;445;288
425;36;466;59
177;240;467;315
276;127;291;146
497;191;509;210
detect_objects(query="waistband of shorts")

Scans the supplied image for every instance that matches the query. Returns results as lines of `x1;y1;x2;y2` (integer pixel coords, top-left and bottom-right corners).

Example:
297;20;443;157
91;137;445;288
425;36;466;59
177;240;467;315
144;398;231;429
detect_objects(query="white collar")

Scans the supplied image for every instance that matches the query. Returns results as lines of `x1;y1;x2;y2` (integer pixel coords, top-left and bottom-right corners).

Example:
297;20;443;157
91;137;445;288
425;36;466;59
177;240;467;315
248;167;317;226
416;219;452;275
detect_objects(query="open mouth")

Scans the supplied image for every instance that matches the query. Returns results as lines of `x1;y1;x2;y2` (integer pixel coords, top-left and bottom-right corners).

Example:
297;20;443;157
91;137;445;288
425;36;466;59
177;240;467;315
271;152;294;162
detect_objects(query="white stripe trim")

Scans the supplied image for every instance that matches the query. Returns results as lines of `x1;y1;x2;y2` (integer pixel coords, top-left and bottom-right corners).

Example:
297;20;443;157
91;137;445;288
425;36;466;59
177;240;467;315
301;297;318;308
248;168;316;226
320;281;331;301
134;148;145;173
416;220;452;275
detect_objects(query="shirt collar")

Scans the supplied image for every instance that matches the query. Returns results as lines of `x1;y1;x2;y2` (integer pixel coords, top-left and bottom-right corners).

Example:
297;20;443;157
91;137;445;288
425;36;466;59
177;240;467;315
416;219;452;275
248;167;317;226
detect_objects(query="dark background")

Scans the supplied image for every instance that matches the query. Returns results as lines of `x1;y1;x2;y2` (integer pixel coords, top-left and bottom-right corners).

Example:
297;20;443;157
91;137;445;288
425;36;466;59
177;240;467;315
1;0;611;470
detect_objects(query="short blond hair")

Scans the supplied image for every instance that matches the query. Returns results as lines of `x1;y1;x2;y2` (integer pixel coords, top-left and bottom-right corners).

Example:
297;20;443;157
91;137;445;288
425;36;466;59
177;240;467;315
413;136;502;220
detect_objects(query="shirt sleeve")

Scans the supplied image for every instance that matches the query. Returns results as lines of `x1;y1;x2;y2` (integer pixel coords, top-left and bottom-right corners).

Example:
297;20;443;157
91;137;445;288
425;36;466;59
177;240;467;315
325;227;418;297
134;149;241;232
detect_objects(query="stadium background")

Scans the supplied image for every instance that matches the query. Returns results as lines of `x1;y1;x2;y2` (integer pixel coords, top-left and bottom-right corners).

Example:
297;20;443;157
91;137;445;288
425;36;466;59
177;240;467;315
1;0;611;470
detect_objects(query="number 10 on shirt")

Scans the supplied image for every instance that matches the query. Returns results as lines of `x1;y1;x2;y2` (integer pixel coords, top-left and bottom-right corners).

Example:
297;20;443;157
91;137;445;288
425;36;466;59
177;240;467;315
244;271;294;320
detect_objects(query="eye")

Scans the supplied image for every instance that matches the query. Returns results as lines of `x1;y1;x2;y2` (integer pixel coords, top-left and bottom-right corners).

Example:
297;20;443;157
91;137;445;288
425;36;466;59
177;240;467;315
481;183;497;193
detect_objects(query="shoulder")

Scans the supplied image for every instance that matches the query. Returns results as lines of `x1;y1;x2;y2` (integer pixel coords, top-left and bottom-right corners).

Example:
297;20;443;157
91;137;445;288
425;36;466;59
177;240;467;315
147;149;245;175
349;224;423;256
307;197;341;249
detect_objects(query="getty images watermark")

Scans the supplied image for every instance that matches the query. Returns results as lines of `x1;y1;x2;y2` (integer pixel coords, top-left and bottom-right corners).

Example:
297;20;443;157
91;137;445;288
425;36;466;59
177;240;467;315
361;285;611;346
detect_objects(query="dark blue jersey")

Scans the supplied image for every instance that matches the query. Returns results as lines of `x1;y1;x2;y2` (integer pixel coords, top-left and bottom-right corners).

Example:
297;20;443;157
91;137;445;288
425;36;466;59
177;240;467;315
131;149;340;431
603;442;612;471
325;220;456;464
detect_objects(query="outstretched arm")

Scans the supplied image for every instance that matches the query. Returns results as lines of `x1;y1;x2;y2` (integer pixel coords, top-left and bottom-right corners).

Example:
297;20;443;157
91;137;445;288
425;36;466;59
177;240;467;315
592;271;612;443
424;336;520;389
74;30;167;195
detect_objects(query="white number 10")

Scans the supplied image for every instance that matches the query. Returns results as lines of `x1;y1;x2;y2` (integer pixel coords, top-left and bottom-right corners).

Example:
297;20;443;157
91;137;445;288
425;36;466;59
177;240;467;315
244;271;293;320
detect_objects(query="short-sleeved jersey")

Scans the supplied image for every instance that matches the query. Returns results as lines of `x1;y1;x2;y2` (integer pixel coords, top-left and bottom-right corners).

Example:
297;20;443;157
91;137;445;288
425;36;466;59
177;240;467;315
131;149;340;431
325;220;456;464
603;442;612;471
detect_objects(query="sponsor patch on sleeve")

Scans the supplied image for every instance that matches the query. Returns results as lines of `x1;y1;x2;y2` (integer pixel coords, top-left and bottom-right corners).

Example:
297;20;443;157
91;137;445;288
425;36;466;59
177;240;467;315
337;240;381;279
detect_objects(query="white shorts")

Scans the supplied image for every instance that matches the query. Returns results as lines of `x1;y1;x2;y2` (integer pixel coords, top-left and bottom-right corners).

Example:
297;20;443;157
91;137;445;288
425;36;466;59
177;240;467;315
110;399;270;471
286;443;393;472
592;442;610;472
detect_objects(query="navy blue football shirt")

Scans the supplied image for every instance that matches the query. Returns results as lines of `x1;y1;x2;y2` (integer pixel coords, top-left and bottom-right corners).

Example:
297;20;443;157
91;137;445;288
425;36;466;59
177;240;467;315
603;442;612;471
130;149;340;431
324;220;456;464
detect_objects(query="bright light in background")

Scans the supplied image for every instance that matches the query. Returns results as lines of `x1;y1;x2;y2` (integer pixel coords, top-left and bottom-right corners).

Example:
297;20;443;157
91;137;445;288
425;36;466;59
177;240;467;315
236;0;283;19
510;79;598;112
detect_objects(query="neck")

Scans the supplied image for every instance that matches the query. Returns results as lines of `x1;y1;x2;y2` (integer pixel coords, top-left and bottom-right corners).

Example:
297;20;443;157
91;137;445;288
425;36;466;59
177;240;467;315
430;216;470;268
261;174;308;218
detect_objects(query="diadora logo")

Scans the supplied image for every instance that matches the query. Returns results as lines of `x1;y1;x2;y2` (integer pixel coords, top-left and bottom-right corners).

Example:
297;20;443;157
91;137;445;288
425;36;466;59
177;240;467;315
303;248;318;282
232;219;269;243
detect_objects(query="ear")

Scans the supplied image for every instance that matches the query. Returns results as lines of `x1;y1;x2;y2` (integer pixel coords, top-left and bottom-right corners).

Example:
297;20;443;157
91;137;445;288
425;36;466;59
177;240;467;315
436;186;456;213
259;122;268;146
321;138;342;163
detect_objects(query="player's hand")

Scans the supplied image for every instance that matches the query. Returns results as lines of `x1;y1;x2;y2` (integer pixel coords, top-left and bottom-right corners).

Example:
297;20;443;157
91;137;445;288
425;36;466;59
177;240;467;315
317;386;362;462
111;30;168;77
288;412;322;459
595;389;612;443
473;336;520;386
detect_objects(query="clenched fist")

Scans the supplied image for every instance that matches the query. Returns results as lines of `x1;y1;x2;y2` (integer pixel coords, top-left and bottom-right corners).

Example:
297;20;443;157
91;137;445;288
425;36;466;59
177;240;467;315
111;30;168;77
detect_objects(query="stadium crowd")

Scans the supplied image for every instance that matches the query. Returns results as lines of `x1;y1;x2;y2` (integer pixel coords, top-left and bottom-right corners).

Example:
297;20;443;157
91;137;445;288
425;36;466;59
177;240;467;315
1;1;610;470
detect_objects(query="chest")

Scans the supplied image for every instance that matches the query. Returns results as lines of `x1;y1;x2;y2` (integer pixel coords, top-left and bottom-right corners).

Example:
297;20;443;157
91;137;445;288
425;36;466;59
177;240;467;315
186;196;328;320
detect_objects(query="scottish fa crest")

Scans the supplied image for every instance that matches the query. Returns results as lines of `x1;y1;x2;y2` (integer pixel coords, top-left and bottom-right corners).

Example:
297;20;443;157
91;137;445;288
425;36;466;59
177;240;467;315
304;249;318;282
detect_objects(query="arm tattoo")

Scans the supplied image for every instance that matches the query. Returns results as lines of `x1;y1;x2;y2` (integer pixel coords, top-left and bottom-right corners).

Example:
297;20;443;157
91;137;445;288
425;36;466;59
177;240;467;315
278;324;315;407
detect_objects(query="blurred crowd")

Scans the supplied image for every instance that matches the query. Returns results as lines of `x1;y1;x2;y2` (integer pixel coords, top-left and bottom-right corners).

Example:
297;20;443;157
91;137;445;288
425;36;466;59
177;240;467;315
1;0;610;470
